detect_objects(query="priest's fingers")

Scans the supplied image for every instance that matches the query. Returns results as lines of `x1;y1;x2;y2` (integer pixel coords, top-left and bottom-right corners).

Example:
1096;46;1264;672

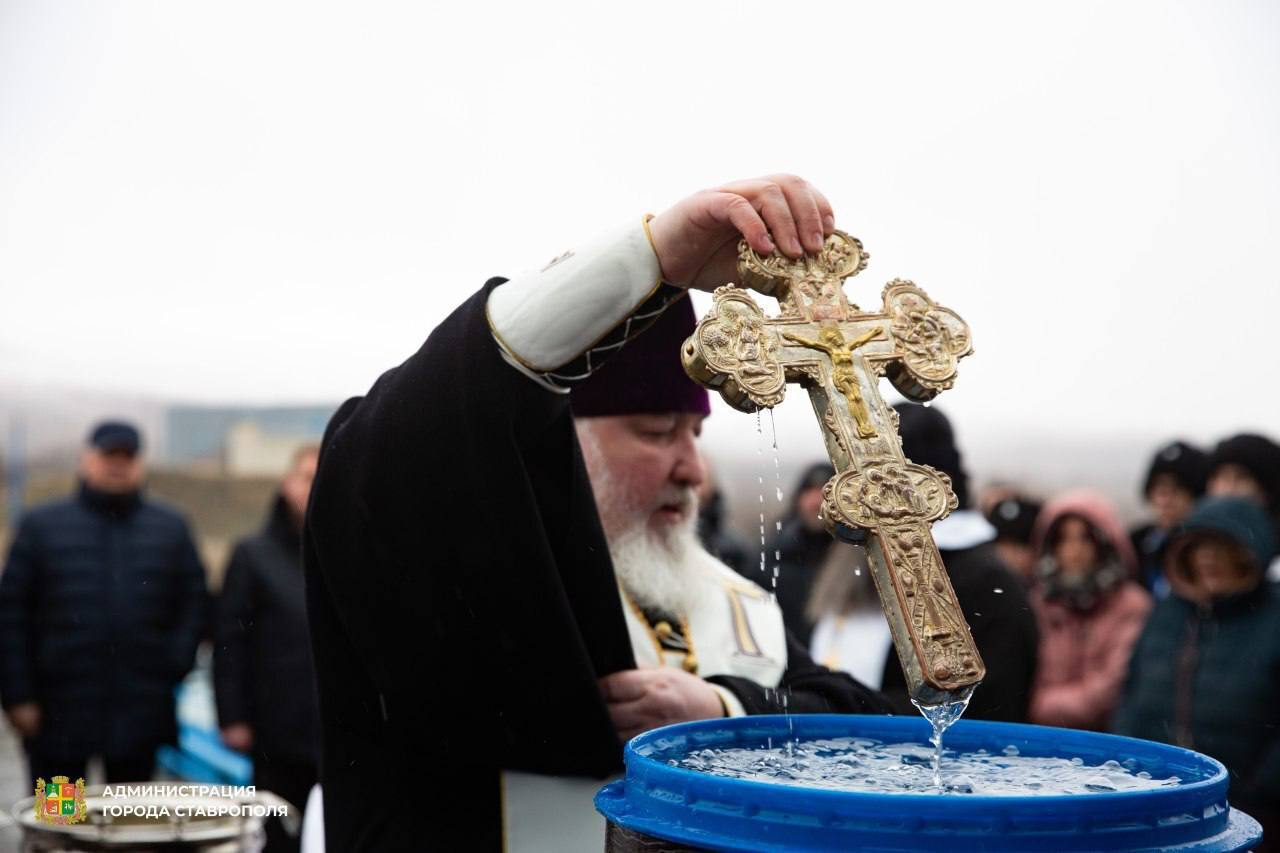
598;670;650;703
718;178;801;258
805;182;836;237
775;177;827;253
705;191;775;257
719;174;830;257
753;181;803;257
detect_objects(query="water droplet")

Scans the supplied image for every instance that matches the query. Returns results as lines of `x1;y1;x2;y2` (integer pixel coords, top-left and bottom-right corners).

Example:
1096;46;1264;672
993;588;1004;594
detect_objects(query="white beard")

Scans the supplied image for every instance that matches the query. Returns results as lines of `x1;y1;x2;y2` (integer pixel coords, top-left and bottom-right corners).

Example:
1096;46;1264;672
607;510;708;617
577;421;712;616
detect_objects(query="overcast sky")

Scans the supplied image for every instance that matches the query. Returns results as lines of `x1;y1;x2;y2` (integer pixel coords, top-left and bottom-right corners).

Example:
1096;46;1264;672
2;1;1278;464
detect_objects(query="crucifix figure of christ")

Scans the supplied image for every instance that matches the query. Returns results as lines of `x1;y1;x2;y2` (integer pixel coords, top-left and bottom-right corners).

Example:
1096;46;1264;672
681;231;985;706
781;325;885;439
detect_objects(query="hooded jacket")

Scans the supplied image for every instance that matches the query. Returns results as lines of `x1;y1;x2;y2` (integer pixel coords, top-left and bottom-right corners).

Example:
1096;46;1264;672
1028;490;1151;730
1114;496;1280;832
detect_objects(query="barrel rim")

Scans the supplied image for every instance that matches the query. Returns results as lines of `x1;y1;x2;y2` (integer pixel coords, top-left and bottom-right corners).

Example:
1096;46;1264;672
623;714;1228;809
595;714;1251;852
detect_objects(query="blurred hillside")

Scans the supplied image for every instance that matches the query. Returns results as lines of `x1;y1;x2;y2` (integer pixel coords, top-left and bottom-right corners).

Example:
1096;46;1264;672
0;465;279;590
0;384;1258;589
0;389;336;585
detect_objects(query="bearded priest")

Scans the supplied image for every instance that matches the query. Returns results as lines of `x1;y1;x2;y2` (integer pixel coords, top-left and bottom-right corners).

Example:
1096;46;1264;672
303;175;889;852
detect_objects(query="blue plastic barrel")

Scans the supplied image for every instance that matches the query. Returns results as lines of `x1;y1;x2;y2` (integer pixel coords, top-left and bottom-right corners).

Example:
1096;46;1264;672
594;714;1262;852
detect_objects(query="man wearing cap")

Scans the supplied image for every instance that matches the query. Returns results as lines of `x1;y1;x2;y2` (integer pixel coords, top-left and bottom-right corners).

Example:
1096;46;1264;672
0;421;209;783
1129;440;1209;597
304;175;888;852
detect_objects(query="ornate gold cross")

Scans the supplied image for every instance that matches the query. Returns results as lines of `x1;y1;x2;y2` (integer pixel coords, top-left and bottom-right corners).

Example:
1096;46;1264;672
682;232;985;705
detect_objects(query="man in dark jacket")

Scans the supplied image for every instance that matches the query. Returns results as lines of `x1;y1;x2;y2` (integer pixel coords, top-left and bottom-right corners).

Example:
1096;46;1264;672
880;403;1040;722
0;421;208;783
1115;496;1280;845
215;445;320;853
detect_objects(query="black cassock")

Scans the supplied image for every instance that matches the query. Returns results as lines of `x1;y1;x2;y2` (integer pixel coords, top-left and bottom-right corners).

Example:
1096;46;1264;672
304;279;888;851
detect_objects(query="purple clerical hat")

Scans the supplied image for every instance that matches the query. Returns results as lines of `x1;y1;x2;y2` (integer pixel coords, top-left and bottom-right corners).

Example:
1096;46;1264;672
570;295;711;418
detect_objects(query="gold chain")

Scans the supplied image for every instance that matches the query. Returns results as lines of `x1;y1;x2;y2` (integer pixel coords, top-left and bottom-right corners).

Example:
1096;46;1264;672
622;591;699;674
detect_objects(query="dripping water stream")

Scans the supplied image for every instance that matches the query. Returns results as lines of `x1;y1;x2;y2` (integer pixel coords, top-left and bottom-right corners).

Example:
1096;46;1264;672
912;693;973;790
755;408;792;746
749;406;972;788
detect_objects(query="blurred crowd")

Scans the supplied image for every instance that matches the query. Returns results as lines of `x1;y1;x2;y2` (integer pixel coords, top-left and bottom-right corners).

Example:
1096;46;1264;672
1;412;1278;848
703;407;1280;832
0;422;320;852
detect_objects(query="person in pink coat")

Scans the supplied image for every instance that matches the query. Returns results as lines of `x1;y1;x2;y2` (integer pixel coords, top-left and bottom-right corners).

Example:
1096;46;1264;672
1028;489;1152;730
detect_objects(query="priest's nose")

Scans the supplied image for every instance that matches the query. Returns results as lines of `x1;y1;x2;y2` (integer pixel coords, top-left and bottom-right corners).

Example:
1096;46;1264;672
671;428;706;491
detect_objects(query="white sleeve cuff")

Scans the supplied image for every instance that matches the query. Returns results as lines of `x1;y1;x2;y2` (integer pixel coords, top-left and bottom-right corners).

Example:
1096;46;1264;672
486;218;664;373
710;684;746;718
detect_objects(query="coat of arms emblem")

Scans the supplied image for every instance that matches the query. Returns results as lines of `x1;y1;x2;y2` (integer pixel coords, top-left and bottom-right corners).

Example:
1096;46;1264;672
34;775;87;825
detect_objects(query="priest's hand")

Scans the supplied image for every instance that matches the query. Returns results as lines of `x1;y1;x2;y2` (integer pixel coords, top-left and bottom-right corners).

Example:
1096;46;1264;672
599;667;725;741
647;174;836;291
